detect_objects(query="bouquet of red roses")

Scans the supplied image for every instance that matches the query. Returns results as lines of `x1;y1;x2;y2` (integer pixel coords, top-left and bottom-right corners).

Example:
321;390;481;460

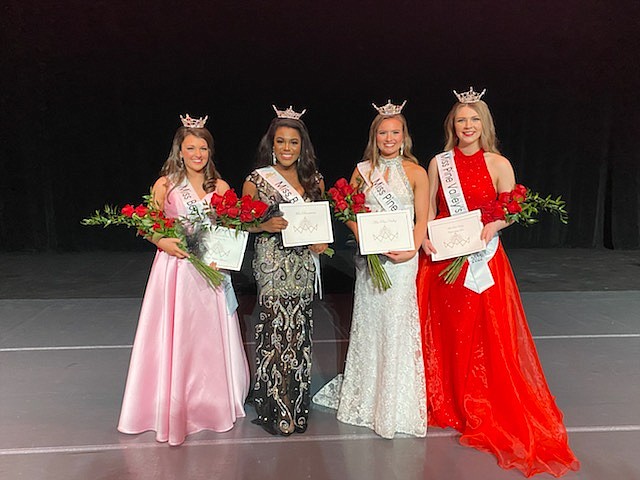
209;189;269;231
327;178;391;290
82;191;224;287
439;184;568;284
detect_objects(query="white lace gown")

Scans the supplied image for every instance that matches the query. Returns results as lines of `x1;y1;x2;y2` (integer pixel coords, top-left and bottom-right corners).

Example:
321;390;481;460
313;157;427;438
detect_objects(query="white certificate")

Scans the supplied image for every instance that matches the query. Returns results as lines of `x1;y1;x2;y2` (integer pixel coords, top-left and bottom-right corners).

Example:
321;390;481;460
201;226;250;271
356;210;415;255
428;209;486;261
280;201;334;247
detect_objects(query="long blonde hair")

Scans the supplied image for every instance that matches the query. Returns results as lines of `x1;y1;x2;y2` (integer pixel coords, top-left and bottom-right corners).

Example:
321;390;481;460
362;113;419;167
443;101;501;154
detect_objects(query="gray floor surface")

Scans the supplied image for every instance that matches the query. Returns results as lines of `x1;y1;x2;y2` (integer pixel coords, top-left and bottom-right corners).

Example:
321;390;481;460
1;248;639;479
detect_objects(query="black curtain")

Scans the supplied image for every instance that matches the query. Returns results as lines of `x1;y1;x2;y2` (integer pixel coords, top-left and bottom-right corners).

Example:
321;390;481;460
1;0;638;251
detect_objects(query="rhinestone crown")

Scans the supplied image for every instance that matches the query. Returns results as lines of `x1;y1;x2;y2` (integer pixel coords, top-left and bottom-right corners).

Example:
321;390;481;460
272;105;306;120
372;99;407;116
453;87;486;104
180;114;208;128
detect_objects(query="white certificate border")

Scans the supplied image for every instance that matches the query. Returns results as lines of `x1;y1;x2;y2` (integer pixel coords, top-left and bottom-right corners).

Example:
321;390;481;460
204;227;250;271
428;209;485;261
280;201;334;247
356;210;415;255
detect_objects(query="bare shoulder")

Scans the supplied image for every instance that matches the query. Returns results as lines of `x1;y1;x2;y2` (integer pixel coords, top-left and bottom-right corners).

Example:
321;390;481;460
484;152;512;169
216;178;231;193
152;176;170;194
403;161;427;181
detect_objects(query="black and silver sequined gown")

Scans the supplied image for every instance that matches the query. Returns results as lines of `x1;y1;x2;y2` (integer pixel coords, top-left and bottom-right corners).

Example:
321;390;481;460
246;170;321;435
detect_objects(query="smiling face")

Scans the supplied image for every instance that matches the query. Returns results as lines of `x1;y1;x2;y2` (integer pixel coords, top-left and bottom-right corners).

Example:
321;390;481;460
180;134;210;174
453;105;483;149
375;117;404;158
272;126;302;168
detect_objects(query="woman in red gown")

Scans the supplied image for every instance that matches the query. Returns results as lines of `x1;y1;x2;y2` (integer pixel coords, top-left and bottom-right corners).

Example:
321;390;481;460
417;89;580;477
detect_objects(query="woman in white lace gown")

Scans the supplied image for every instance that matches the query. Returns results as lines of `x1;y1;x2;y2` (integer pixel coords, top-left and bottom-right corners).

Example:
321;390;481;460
313;102;429;438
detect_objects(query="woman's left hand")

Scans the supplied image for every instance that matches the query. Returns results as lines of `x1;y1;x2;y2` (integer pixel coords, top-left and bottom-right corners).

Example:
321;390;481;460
481;221;503;243
383;249;417;264
309;243;329;254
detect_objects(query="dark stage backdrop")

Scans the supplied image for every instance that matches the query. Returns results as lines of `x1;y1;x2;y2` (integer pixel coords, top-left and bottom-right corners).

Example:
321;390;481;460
2;0;639;252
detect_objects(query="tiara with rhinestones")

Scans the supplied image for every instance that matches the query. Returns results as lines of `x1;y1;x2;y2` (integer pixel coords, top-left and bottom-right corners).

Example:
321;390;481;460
372;99;407;116
453;87;486;104
272;105;306;120
180;114;208;128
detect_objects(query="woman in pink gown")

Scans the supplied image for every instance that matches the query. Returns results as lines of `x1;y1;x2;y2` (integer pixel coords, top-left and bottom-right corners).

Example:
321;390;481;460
117;115;250;446
418;90;580;476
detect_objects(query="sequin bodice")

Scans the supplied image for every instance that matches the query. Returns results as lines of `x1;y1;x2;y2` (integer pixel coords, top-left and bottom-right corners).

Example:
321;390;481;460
435;148;496;218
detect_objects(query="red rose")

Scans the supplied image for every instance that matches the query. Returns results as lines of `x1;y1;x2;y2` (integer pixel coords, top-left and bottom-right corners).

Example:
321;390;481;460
240;195;253;212
216;204;227;216
336;200;348;211
240;212;253;223
498;192;512;205
211;193;224;207
352;193;365;205
121;204;135;217
514;184;527;197
506;201;523;214
227;206;239;218
164;218;175;228
134;205;149;217
328;187;341;200
223;189;238;206
492;204;506;220
512;192;525;203
252;200;268;218
335;178;349;189
339;183;354;196
353;203;369;214
152;222;161;230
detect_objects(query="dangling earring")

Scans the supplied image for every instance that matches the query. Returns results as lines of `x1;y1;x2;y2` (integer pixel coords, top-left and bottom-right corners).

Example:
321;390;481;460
400;143;405;157
272;150;277;165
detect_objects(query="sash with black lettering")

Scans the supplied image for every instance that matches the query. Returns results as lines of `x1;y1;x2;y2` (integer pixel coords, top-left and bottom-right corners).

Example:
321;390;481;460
255;167;324;298
435;151;498;293
356;161;404;212
177;180;238;312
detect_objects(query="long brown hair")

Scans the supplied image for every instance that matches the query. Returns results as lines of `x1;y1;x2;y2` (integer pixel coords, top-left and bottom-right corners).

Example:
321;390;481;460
160;126;221;192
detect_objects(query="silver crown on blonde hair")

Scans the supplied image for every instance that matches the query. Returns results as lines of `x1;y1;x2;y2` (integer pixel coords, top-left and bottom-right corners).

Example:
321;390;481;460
372;99;407;116
180;114;208;128
453;87;486;104
272;105;306;120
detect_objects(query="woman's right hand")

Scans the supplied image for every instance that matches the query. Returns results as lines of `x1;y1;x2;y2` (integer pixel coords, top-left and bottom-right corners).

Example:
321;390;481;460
422;237;437;255
260;216;288;233
156;237;189;258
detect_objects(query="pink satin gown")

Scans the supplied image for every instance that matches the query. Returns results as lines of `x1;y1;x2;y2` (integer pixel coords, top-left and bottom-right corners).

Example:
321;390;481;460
118;182;250;446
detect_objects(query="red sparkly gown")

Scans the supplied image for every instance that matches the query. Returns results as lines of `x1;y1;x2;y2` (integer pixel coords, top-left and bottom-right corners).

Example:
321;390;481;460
416;148;580;477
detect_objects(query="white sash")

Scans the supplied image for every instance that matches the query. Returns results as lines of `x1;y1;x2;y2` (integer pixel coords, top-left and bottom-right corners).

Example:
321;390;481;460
255;167;324;299
357;161;403;212
177;180;238;313
435;151;498;294
256;166;304;204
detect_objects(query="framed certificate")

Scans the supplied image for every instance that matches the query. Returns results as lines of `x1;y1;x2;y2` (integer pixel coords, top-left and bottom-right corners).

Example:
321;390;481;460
356;210;415;255
280;201;334;247
201;227;250;271
428;209;485;261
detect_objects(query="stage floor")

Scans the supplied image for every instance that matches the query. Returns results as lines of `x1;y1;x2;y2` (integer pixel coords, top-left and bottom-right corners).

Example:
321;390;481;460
1;249;639;479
